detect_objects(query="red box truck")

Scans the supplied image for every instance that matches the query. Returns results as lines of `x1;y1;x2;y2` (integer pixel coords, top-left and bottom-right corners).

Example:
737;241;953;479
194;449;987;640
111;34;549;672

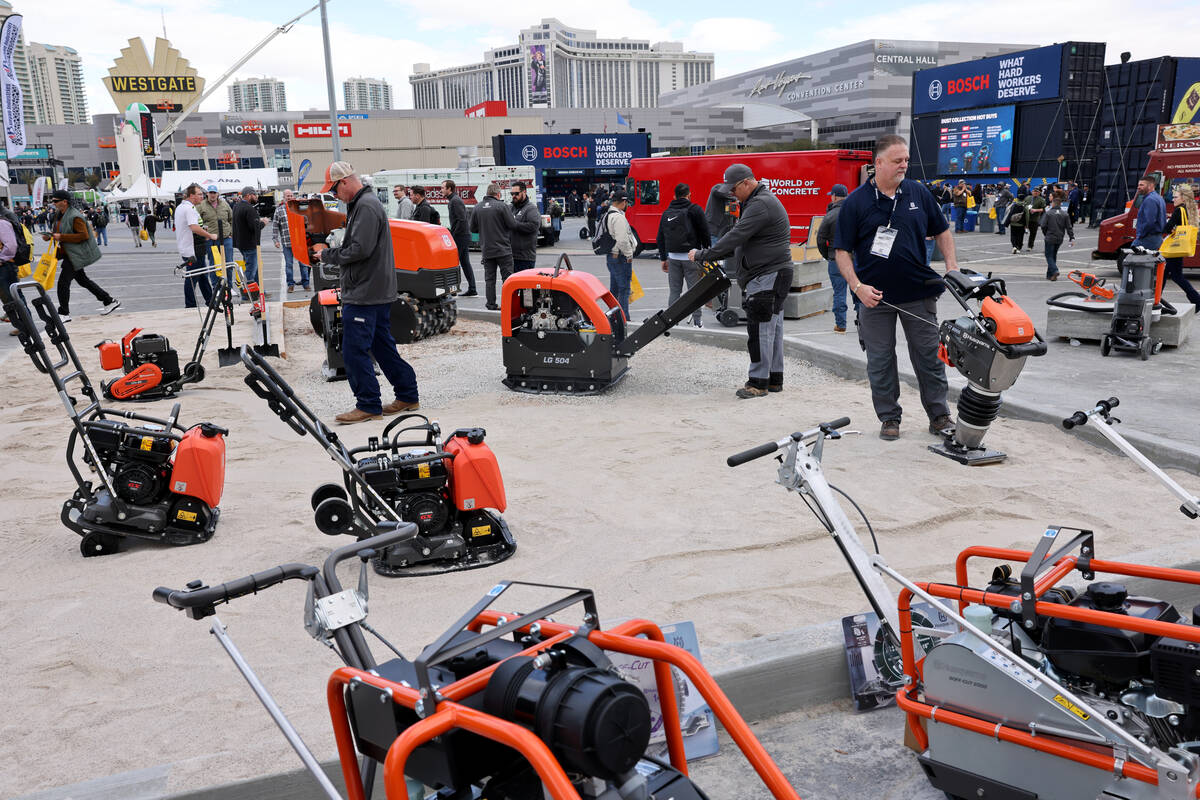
622;149;872;256
1094;128;1200;268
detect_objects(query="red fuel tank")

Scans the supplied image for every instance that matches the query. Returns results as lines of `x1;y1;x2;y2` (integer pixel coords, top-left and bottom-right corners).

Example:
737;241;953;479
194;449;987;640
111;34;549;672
443;430;506;513
170;427;226;509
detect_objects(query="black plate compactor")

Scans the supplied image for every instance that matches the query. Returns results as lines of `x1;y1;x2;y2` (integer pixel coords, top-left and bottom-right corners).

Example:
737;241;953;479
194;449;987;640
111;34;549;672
240;346;515;577
5;280;228;556
501;254;730;394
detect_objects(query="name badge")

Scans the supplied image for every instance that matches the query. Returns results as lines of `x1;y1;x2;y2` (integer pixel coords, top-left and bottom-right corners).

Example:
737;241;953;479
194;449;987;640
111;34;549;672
870;226;897;258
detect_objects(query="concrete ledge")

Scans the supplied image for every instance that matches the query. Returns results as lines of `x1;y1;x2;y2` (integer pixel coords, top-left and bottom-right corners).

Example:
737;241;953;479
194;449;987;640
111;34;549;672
1047;305;1194;346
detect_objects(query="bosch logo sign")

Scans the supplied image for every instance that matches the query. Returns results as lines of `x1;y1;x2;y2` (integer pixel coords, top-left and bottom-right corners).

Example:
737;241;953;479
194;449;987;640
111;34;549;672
948;74;990;94
521;145;537;162
928;80;942;101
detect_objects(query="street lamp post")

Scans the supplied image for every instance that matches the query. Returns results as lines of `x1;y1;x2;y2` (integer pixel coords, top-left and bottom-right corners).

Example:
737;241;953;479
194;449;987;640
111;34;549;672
318;0;341;162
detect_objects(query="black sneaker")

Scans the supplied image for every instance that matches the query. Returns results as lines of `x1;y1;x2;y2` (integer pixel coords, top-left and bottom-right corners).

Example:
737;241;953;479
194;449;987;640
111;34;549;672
485;303;500;311
461;289;479;297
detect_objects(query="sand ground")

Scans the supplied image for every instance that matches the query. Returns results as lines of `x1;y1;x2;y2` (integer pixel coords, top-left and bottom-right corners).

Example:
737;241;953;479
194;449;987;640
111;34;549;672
1;305;1196;796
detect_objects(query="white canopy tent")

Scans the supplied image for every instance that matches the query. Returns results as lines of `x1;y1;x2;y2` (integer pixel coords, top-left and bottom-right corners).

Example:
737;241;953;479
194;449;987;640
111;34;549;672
107;174;174;201
157;168;279;195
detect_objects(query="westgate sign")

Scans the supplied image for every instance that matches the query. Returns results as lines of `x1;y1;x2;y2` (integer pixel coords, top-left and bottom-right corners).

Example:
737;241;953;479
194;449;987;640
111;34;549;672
104;37;204;112
109;75;197;93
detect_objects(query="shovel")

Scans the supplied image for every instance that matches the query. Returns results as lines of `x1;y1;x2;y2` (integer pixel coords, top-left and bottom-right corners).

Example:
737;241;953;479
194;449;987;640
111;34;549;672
251;244;280;358
213;249;242;367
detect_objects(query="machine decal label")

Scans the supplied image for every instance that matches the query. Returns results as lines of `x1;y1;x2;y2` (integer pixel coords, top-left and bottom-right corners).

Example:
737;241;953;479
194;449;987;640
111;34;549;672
140;436;154;451
418;463;430;479
176;510;198;522
471;524;492;538
173;480;187;492
1053;693;1090;720
1043;528;1057;538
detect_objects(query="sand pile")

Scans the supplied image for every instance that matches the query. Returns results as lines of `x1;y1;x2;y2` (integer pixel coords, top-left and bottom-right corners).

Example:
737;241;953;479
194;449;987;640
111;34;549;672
1;305;1195;796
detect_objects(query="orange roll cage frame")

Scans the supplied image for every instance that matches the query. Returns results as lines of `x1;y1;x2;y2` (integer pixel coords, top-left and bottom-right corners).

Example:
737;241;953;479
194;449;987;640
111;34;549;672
895;545;1200;797
500;267;622;337
327;612;802;800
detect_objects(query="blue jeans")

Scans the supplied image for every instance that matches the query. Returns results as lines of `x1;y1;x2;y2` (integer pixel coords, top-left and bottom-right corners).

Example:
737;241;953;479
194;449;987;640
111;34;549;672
953;206;967;232
239;247;259;286
1044;239;1062;278
341;302;419;415
940;203;952;223
925;238;936;266
606;252;632;318
97;227;108;245
994;203;1007;233
827;260;848;328
182;256;214;308
282;245;309;286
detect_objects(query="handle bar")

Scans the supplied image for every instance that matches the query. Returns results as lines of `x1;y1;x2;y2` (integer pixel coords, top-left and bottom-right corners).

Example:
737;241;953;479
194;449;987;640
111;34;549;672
727;417;851;467
1062;397;1120;429
153;564;318;620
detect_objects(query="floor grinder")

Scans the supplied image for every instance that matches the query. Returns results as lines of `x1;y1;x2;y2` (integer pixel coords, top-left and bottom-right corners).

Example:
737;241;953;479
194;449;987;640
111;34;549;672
501;254;730;394
153;525;802;800
730;419;1200;800
287;198;460;381
240;346;515;577
1064;397;1199;519
5;280;228;556
930;269;1047;465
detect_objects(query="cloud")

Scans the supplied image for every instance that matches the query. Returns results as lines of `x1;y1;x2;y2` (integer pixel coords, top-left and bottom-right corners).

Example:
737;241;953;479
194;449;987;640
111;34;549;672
686;18;783;54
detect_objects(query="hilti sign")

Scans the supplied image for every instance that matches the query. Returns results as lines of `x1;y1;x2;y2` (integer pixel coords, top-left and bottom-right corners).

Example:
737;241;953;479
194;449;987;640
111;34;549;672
292;122;352;138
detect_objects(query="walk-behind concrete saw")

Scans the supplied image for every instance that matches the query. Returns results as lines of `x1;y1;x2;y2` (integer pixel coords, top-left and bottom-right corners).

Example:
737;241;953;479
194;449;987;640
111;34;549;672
240;346;515;577
501;254;730;394
286;197;461;380
931;269;1047;465
730;419;1200;800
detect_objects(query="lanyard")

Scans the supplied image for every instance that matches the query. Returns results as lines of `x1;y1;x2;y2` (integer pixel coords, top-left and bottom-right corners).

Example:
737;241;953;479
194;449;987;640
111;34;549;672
872;180;901;229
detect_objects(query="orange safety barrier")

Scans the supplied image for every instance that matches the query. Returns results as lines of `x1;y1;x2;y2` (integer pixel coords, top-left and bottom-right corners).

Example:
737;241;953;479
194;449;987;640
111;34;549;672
327;609;802;800
897;545;1200;797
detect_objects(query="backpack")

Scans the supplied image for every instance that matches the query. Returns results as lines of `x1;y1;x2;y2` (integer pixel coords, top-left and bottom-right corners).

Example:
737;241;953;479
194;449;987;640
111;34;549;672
591;209;617;255
661;205;697;254
428;206;441;226
1007;204;1026;226
816;205;841;260
0;207;31;266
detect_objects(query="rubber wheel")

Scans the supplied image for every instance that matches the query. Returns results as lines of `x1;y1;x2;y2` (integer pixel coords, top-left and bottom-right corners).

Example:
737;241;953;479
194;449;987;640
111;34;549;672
1100;335;1111;357
183;362;205;383
1140;337;1152;361
314;496;357;536
80;532;120;557
311;482;348;511
718;308;740;328
309;294;324;336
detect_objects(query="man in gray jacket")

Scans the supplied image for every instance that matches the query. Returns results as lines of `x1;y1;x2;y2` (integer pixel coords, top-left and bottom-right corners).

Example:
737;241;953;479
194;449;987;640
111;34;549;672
317;162;419;424
470;182;537;310
1039;188;1075;281
442;179;476;296
690;164;793;398
509;181;540;271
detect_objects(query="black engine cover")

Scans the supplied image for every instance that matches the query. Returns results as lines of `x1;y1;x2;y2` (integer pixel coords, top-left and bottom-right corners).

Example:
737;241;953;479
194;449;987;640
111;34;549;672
130;334;181;382
114;462;169;505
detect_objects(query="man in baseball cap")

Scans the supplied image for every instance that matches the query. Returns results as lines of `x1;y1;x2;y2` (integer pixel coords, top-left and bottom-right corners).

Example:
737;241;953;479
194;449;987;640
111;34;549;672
42;188;120;321
315;161;420;424
717;163;755;196
828;184;848;198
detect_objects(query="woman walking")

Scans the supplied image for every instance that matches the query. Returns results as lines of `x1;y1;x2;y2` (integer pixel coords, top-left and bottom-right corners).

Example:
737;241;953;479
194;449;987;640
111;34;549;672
143;210;157;246
1005;196;1027;254
1164;184;1200;311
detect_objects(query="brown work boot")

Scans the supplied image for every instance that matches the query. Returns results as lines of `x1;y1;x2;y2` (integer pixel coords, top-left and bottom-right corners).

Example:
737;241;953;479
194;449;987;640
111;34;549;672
335;408;381;424
928;415;954;435
880;420;901;441
382;399;420;415
735;383;768;399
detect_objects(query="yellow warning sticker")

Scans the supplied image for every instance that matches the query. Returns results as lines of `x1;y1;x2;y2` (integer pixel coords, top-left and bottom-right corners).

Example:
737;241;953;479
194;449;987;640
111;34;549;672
1053;693;1090;720
418;463;430;478
175;510;198;523
471;524;492;538
140;436;154;451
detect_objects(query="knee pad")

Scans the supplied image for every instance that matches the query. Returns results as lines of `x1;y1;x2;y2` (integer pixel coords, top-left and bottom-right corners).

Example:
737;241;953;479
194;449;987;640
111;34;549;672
744;290;776;324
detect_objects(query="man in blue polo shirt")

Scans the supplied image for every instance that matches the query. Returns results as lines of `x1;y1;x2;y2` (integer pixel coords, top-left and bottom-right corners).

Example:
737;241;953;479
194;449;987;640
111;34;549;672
1132;175;1167;251
833;134;960;441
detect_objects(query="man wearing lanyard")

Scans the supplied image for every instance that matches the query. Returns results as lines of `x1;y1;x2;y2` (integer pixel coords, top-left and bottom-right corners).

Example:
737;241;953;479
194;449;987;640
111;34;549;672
833;134;959;441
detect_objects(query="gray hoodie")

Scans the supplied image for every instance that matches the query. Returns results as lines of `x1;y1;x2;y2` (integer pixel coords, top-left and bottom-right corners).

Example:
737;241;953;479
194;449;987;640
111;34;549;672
1039;203;1075;244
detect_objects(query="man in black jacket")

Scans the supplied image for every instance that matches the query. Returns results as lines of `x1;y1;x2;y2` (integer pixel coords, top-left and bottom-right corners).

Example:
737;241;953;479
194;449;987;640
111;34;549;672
442;179;476;296
509;181;540;271
470;182;536;310
410;186;439;224
231;186;266;287
690;164;793;398
316;162;419;424
657;183;710;327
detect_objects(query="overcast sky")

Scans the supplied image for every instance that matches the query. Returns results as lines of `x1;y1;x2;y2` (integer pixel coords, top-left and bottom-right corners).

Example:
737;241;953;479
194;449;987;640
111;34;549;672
11;0;1199;117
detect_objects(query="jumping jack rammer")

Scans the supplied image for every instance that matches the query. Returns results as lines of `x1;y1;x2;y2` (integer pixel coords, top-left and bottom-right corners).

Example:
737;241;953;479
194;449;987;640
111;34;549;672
731;418;1200;800
5;280;228;556
154;523;804;800
240;346;516;576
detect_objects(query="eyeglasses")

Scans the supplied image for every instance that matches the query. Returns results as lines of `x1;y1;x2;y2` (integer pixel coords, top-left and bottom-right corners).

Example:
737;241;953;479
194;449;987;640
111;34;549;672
330;179;342;194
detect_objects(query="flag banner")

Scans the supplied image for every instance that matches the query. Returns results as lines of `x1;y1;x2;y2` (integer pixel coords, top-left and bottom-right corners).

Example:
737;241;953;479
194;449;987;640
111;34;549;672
0;14;25;159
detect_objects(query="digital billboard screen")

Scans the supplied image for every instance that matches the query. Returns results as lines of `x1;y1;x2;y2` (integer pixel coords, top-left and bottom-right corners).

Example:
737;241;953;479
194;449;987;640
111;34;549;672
937;105;1016;175
913;44;1061;114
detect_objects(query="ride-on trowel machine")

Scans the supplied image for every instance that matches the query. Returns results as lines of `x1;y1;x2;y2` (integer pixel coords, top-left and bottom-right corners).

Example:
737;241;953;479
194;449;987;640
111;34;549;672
1048;247;1177;360
930;269;1047;465
730;417;1200;800
240;346;515;576
286;198;461;381
5;280;228;556
501;255;730;394
154;524;802;800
